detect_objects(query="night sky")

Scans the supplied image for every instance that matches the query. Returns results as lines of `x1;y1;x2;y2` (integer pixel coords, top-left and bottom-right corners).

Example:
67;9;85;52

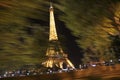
56;21;83;68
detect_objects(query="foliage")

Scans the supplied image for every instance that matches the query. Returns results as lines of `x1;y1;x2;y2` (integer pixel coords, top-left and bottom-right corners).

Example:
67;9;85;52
56;0;120;63
0;0;49;70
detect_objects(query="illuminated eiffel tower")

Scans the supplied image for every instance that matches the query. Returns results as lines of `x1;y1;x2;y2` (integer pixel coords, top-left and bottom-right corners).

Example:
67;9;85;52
42;2;75;70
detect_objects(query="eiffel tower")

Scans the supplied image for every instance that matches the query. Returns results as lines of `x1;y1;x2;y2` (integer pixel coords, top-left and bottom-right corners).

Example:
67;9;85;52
42;2;75;70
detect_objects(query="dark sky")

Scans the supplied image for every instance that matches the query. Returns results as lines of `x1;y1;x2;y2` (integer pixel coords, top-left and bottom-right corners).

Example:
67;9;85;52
57;21;83;68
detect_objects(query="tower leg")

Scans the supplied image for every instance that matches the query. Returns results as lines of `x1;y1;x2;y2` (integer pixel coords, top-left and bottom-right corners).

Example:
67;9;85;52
66;58;75;69
60;62;63;69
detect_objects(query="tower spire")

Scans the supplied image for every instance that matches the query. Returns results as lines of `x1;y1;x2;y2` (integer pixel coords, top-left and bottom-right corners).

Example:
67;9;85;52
49;0;58;41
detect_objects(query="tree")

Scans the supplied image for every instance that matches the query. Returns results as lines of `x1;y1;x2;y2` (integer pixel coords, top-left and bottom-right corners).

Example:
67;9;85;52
0;0;49;70
56;0;119;63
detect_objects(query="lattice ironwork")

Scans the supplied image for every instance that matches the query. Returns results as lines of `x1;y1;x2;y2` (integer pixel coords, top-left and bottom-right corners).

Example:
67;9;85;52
42;2;75;69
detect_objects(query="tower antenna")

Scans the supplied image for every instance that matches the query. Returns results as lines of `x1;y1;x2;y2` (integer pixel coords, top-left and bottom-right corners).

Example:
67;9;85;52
50;0;53;8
